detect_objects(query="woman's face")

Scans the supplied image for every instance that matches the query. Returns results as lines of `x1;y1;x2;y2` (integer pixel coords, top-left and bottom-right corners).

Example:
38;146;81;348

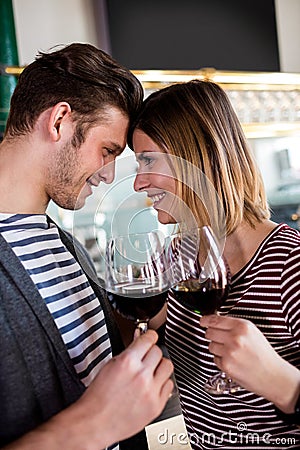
133;129;178;224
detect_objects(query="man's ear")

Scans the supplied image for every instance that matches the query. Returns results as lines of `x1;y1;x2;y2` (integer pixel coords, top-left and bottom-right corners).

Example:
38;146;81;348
48;102;72;141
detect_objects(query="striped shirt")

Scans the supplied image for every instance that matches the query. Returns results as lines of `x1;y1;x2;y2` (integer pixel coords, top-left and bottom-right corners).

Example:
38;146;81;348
166;224;300;449
0;213;118;450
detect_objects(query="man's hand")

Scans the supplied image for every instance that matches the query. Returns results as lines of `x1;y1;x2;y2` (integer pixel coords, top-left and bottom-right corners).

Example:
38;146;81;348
4;330;174;450
78;329;174;444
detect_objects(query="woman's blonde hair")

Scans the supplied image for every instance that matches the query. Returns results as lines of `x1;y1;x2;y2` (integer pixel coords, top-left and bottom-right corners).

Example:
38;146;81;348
128;80;270;235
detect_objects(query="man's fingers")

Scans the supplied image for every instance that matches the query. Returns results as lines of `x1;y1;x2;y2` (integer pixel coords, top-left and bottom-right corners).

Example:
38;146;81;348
160;378;175;401
126;329;158;360
142;343;164;369
155;358;174;385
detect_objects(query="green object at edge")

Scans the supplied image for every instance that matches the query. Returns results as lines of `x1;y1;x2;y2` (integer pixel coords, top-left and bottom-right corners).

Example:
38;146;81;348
0;0;19;138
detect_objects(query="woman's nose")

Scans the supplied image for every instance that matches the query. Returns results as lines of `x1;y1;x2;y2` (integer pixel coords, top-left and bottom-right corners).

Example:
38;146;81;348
134;172;149;192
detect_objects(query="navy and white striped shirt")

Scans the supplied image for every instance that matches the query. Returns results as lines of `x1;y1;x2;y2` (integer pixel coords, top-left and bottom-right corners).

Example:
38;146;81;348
0;213;118;450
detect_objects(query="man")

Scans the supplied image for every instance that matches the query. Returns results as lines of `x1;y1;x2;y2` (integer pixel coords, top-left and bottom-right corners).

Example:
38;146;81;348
0;43;173;449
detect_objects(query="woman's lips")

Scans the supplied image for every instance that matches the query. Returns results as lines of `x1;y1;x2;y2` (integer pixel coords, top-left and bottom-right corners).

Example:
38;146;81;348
149;192;166;207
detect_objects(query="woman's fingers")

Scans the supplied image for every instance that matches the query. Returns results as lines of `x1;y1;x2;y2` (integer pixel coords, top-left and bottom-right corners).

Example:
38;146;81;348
200;314;238;330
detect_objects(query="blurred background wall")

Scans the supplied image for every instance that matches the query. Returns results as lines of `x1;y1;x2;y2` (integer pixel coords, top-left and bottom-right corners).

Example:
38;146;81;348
11;0;300;72
4;0;300;276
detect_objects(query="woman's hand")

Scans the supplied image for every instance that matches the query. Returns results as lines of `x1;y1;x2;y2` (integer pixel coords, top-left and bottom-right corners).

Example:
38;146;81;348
200;314;300;413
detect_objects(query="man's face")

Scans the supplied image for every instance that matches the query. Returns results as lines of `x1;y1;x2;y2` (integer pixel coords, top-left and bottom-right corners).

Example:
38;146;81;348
46;107;129;210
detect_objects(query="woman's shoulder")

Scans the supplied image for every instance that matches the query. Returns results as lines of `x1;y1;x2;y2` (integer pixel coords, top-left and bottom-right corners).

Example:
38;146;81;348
262;223;300;270
270;223;300;248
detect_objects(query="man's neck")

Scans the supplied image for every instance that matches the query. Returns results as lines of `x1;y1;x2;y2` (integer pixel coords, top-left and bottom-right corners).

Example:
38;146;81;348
0;137;49;214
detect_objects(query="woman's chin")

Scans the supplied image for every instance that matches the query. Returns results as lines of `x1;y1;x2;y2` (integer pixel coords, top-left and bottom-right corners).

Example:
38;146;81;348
157;210;176;225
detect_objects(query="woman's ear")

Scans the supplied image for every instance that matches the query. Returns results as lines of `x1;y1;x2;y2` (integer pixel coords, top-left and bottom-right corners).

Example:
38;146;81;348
48;102;72;141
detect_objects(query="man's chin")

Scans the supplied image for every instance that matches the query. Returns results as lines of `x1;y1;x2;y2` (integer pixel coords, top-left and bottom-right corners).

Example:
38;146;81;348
73;197;86;210
54;194;86;211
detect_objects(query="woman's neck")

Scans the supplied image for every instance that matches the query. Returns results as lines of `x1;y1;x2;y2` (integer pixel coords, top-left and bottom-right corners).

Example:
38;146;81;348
224;219;278;276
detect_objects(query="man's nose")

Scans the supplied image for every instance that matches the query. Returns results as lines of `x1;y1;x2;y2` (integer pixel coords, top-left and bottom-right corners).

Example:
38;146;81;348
102;159;116;184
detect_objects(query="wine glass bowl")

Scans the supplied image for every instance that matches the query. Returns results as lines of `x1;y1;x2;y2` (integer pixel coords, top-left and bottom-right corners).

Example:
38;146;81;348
105;231;170;334
172;277;227;316
168;226;241;394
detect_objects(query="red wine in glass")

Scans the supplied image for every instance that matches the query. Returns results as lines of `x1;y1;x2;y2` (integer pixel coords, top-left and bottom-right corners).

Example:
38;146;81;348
105;232;170;334
171;278;228;315
169;226;241;394
107;282;167;326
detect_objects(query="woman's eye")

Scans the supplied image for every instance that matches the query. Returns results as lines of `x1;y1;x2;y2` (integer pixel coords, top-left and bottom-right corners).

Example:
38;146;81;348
143;156;153;166
137;153;155;166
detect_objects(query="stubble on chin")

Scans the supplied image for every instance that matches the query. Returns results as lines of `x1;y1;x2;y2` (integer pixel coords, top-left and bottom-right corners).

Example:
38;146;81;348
46;141;84;211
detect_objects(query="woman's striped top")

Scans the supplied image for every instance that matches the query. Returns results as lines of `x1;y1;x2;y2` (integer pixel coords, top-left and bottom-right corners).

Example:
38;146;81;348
166;223;300;449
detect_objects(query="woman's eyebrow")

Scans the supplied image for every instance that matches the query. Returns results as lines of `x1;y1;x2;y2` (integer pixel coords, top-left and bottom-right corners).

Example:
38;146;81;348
135;151;149;160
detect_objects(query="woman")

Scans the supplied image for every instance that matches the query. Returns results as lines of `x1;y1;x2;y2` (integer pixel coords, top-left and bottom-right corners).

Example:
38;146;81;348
127;80;300;449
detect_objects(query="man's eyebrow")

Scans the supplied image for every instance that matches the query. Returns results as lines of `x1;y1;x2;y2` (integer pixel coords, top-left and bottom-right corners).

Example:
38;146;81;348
106;142;124;154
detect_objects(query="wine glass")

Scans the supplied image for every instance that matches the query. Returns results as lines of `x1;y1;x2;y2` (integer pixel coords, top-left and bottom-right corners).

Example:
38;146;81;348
168;226;241;394
105;231;170;335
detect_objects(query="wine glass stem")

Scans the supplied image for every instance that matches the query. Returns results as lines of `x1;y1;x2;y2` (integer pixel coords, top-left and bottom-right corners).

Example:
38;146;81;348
135;321;148;335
